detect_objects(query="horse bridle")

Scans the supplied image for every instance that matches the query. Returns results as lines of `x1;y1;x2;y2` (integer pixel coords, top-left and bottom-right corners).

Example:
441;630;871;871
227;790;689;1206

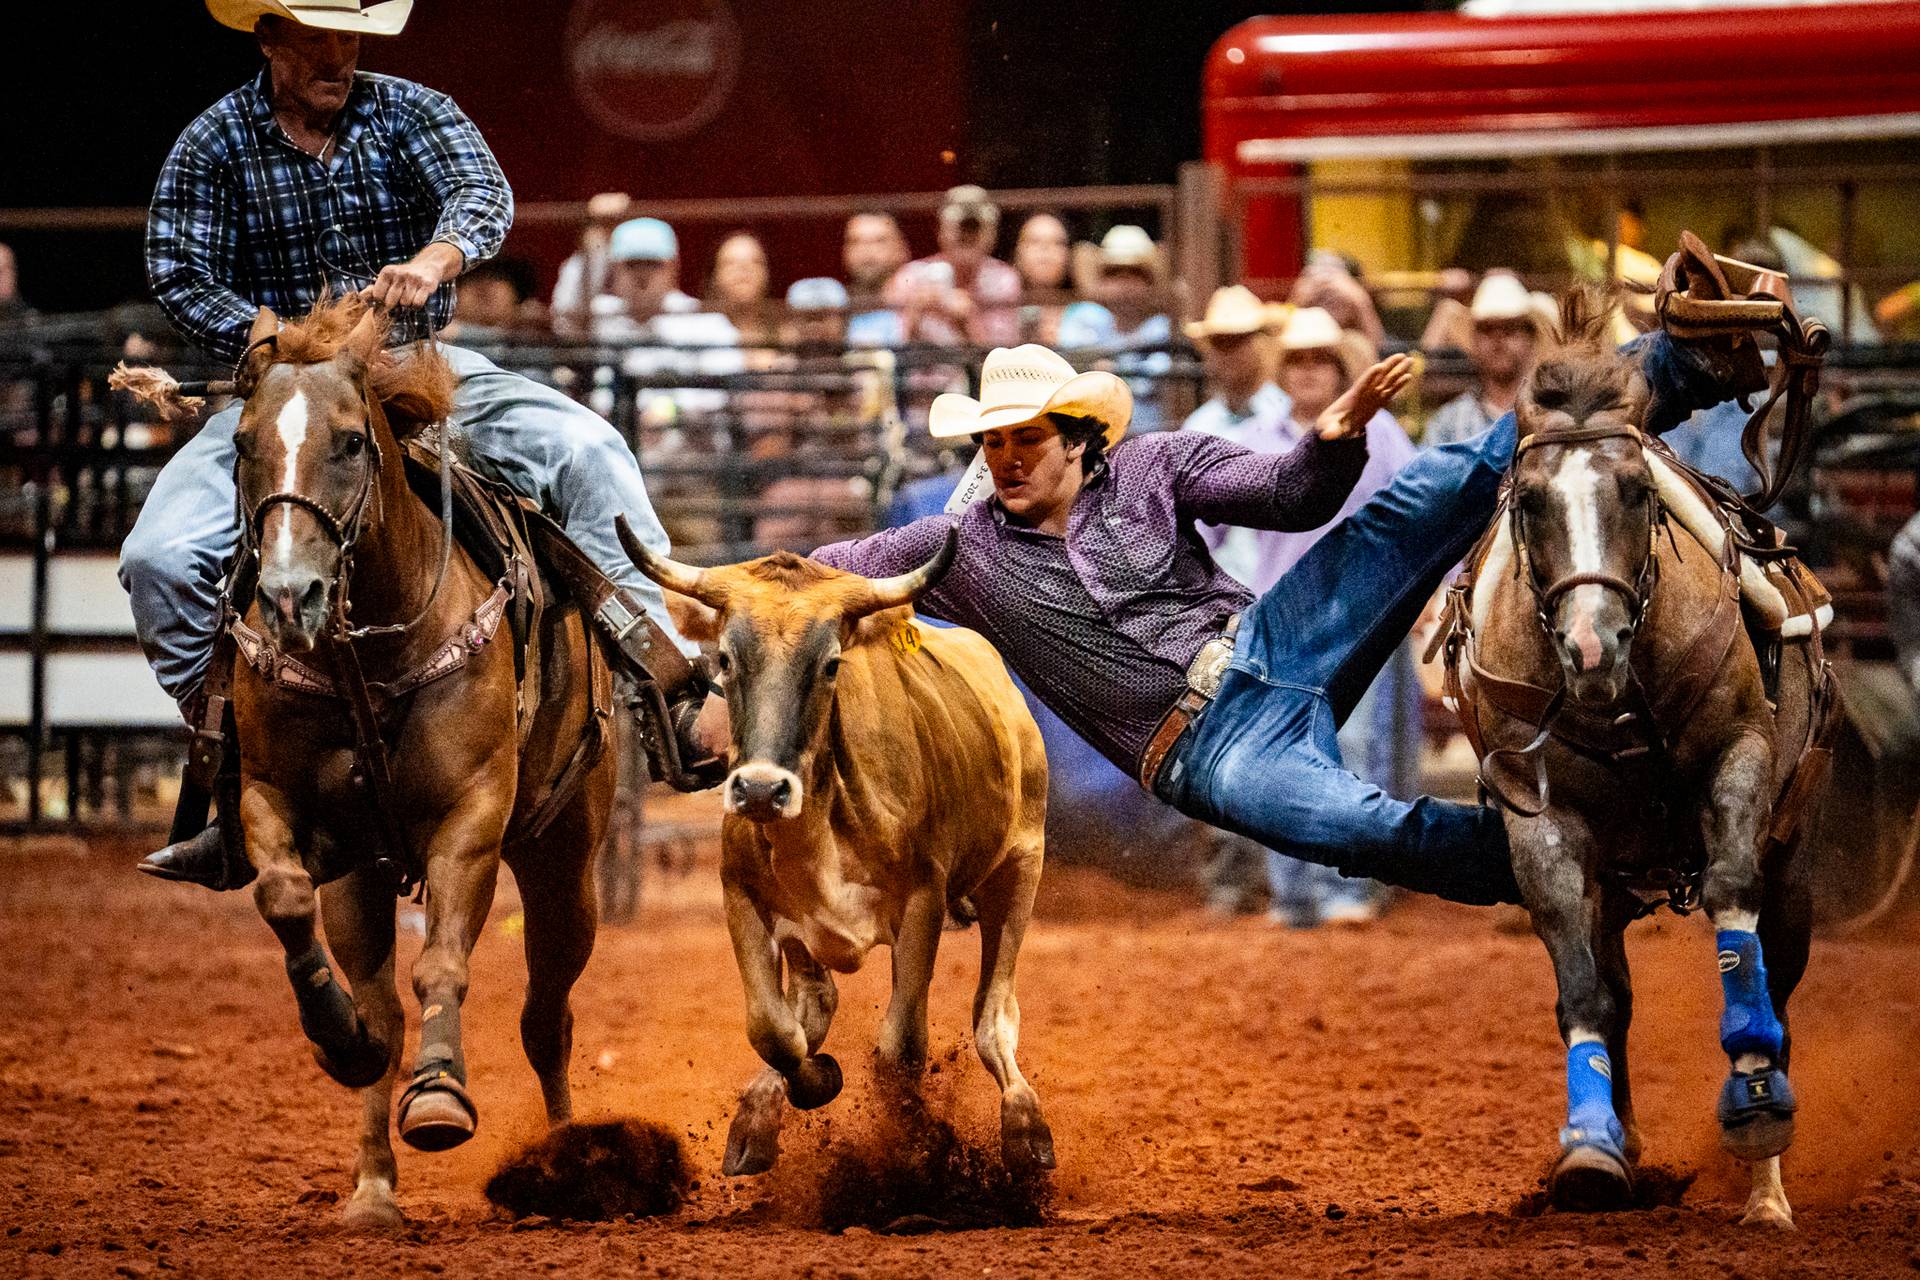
234;332;455;643
1509;421;1665;641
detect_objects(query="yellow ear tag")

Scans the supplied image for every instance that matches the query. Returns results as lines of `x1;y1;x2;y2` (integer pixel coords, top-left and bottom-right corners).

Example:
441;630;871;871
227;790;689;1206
890;622;922;656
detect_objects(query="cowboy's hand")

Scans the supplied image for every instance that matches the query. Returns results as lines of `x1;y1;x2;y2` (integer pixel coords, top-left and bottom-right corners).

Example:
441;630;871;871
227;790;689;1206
362;242;465;310
1317;352;1414;441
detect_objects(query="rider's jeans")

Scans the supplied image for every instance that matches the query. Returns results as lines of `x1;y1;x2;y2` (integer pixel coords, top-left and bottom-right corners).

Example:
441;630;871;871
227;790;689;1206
118;343;684;705
1156;412;1523;907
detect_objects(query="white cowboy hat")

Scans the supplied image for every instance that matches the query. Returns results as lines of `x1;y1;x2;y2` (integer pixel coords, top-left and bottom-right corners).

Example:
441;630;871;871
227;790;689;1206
1184;284;1290;341
1277;306;1375;385
1469;270;1558;341
208;0;414;35
1073;224;1168;294
928;345;1133;447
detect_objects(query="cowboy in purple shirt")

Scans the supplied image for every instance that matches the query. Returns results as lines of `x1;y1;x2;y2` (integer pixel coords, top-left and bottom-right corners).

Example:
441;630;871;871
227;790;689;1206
812;332;1737;906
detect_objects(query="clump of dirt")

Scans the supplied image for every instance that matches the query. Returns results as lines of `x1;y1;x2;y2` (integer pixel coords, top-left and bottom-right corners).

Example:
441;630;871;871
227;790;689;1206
1508;1164;1696;1217
484;1119;691;1221
777;1062;1051;1233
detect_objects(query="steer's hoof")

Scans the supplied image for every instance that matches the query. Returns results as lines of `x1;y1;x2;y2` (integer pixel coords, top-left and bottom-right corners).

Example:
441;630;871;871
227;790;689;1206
1001;1110;1056;1175
313;1034;390;1090
398;1070;478;1152
786;1053;843;1111
723;1080;786;1176
1551;1142;1634;1213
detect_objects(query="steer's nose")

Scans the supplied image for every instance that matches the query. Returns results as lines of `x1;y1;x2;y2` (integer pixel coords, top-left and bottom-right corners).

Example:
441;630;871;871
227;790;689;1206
725;766;802;821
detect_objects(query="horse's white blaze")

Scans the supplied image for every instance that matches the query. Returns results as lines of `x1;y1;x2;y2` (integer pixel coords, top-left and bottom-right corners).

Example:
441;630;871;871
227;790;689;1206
269;388;310;564
1552;448;1608;664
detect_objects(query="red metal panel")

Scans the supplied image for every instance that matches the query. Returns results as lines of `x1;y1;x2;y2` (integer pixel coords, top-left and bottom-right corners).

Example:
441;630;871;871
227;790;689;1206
1206;3;1920;157
1203;3;1920;284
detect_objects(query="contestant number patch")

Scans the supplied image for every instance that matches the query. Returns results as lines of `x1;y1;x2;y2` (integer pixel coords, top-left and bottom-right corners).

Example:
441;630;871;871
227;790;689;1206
889;624;922;656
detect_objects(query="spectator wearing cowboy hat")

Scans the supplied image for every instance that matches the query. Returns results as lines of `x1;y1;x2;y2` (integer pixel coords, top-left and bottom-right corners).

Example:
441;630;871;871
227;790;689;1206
129;0;711;888
1059;225;1176;431
1425;272;1557;447
1181;287;1292;589
551;191;631;336
884;185;1022;346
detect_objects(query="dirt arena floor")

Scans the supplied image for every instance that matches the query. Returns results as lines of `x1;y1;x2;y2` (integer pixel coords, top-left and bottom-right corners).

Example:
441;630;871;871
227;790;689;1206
4;828;1919;1279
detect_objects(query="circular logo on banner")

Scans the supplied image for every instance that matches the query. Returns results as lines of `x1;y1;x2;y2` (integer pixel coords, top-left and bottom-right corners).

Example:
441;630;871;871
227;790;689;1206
566;0;741;143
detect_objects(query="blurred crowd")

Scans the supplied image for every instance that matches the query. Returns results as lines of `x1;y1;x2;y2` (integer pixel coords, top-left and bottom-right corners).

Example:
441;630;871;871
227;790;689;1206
5;186;1918;923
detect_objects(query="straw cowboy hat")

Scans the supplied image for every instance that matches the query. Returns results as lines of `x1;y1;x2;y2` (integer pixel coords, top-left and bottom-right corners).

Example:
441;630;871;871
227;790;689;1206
1277;306;1376;385
208;0;414;35
928;345;1133;447
1184;285;1290;342
1469;271;1558;340
1072;225;1168;296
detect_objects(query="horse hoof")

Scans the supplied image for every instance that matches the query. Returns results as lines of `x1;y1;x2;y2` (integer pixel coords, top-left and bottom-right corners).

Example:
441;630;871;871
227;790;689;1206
341;1192;404;1233
1720;1112;1795;1162
1551;1144;1634;1213
1718;1068;1796;1161
312;1036;390;1090
398;1072;478;1152
786;1053;842;1111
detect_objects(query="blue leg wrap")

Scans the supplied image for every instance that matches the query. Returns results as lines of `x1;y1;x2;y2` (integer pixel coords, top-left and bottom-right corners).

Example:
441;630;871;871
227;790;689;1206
1716;930;1785;1061
1559;1041;1626;1158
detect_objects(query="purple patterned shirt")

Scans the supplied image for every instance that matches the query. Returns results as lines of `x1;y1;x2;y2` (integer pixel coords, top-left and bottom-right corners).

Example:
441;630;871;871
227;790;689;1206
812;429;1367;777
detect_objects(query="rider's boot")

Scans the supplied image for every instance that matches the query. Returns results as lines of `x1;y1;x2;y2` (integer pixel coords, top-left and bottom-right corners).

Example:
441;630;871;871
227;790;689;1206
140;716;255;890
600;586;726;792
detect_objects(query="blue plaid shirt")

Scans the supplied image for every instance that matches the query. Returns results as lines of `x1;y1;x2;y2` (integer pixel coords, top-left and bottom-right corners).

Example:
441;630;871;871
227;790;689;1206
147;68;513;365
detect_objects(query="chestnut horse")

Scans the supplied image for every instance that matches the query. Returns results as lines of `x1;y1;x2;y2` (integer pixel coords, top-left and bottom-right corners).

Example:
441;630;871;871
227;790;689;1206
1450;292;1832;1227
224;298;615;1229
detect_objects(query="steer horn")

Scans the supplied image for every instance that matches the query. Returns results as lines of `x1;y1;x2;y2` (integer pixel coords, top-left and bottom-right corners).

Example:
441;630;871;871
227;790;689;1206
847;527;959;618
614;514;729;609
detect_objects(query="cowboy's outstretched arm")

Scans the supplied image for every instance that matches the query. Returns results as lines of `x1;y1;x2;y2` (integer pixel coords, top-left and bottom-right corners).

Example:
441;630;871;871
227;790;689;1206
1167;426;1368;534
147;136;255;366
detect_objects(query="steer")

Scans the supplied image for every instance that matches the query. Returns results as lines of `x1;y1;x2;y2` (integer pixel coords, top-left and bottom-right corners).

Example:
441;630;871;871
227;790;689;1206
615;519;1054;1177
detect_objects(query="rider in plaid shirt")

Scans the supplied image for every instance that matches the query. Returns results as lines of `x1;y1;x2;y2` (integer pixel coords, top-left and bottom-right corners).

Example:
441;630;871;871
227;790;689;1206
125;4;714;891
147;64;512;362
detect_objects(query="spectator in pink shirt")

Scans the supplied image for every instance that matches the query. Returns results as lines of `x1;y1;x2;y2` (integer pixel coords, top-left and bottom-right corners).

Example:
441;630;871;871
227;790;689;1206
884;185;1021;346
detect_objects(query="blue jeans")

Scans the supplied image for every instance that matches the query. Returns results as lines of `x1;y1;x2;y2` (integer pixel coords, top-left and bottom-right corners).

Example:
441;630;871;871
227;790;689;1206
1155;331;1717;906
1158;414;1523;907
118;343;683;704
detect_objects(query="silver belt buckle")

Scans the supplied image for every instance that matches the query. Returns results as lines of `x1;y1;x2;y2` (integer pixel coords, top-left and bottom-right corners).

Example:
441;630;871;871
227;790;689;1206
1186;633;1235;699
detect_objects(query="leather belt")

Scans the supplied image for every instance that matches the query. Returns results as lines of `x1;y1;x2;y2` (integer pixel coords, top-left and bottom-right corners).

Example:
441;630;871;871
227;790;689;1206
1139;613;1240;792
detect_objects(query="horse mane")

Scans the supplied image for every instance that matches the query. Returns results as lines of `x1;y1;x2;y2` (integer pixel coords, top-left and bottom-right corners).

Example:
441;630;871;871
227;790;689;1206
1525;284;1636;421
267;293;457;438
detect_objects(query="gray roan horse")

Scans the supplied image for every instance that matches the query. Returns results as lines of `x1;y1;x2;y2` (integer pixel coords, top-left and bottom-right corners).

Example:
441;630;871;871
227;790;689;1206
1444;291;1835;1227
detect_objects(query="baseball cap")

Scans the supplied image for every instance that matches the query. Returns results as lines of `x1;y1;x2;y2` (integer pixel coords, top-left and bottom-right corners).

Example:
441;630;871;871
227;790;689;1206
785;277;850;312
609;217;678;263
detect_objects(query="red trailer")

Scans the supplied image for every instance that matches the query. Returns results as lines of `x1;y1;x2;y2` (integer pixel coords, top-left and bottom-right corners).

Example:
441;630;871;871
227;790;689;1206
1203;2;1920;286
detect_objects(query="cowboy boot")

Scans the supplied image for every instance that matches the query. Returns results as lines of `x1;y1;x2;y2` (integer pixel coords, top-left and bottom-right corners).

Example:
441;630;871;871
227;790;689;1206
140;714;255;891
600;587;726;791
